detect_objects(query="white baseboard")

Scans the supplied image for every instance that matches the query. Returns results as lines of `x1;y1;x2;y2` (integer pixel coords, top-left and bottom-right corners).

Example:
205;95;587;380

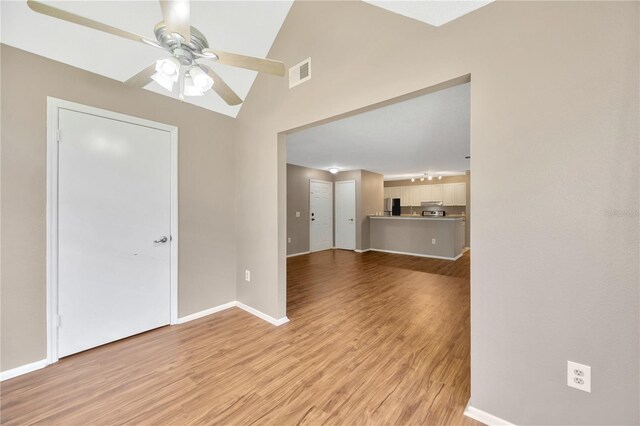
2;301;288;382
178;301;289;327
177;301;237;324
354;249;371;253
235;302;289;326
287;251;310;258
464;402;515;426
369;248;462;261
1;359;48;381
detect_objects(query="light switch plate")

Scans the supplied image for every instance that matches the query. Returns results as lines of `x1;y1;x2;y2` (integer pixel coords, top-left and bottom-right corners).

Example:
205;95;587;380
296;211;301;217
567;360;591;393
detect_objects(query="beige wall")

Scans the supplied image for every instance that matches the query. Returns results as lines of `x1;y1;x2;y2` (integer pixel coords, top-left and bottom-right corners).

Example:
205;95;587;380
360;170;384;250
0;45;237;371
287;166;383;253
286;163;333;255
234;2;639;425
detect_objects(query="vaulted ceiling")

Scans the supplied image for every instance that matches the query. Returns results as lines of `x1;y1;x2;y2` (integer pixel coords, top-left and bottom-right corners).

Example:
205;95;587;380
1;1;492;118
0;1;293;117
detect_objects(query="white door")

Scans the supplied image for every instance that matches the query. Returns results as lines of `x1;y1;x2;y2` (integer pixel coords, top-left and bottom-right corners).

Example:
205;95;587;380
57;108;172;357
309;180;332;252
335;180;356;250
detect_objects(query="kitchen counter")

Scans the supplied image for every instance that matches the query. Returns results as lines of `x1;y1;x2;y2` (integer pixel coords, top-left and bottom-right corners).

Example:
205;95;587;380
369;215;463;221
368;214;465;260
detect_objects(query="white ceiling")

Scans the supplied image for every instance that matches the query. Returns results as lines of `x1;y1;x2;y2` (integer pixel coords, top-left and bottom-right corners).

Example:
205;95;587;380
363;0;493;27
287;83;470;181
0;0;292;118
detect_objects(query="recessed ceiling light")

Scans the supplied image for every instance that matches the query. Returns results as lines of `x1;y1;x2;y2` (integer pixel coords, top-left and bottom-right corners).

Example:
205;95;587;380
329;168;339;174
438;175;443;180
428;175;433;181
411;178;415;182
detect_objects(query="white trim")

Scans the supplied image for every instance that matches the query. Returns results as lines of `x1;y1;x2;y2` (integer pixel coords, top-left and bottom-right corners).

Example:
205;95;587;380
287;251;311;258
46;97;179;364
235;302;289;326
3;299;287;380
0;359;48;382
309;179;333;252
464;402;516;426
369;248;462;261
177;302;236;324
179;301;290;327
354;249;371;253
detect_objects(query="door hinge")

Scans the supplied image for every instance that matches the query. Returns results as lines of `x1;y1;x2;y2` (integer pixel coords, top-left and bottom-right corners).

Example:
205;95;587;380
55;314;61;328
56;129;61;142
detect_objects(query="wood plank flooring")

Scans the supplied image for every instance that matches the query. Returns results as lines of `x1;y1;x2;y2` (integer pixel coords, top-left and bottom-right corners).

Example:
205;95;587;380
1;250;477;425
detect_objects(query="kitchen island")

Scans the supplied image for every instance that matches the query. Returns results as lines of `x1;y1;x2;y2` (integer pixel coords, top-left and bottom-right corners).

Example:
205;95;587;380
369;215;465;260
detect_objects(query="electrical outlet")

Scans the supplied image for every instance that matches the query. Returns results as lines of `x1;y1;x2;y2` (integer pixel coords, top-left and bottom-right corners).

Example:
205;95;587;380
245;270;251;282
432;238;436;245
296;211;301;218
287;237;292;243
567;361;591;393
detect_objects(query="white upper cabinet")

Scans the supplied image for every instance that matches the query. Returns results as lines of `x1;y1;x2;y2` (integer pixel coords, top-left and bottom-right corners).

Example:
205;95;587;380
442;184;456;206
410;186;421;206
419;185;430;203
400;186;412;206
432;184;444;202
385;183;465;206
453;182;466;206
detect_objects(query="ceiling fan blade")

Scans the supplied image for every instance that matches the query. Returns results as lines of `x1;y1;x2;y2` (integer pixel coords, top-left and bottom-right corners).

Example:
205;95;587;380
125;63;158;88
202;49;285;77
199;64;243;106
27;0;159;47
159;0;191;43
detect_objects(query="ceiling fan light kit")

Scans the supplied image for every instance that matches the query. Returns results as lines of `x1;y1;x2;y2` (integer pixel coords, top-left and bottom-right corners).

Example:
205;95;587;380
26;0;286;106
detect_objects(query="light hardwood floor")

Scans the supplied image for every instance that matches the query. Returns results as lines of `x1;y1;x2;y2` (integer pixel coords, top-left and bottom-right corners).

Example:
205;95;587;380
1;250;477;425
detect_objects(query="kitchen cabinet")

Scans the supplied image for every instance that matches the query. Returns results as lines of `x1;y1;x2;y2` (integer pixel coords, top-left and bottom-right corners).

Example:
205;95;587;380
384;187;401;199
442;184;456;206
421;184;443;203
386;183;465;206
453;183;466;206
431;184;444;202
400;186;412;206
410;186;421;206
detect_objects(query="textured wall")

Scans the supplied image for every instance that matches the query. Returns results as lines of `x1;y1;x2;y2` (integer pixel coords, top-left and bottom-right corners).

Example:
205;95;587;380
234;2;639;424
286;164;334;255
1;45;237;371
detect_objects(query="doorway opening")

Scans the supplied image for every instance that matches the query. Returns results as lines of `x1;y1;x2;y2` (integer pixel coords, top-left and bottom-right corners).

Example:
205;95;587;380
279;75;472;418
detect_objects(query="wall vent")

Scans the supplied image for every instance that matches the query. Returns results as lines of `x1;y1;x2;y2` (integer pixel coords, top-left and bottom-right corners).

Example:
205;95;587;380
289;58;311;88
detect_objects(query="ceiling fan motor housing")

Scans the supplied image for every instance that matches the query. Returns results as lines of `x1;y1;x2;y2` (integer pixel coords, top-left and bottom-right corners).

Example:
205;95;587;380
154;22;209;64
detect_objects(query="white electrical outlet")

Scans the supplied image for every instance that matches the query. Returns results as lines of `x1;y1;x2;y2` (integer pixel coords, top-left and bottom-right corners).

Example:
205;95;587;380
432;238;436;245
296;211;301;218
245;270;251;282
567;361;591;393
287;237;292;243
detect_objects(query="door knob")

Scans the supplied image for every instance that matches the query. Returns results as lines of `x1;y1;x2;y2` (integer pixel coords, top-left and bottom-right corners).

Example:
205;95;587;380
348;218;354;221
311;218;315;221
154;236;168;244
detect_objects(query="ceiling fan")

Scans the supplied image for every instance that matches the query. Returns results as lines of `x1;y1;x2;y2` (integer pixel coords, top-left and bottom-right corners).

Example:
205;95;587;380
26;0;286;106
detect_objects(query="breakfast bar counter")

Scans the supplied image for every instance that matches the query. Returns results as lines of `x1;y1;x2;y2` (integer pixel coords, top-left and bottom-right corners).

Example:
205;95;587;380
368;215;465;260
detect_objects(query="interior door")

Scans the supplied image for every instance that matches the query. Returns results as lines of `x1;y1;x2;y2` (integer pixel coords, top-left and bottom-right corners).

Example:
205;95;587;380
57;108;172;357
309;180;332;252
335;180;356;250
